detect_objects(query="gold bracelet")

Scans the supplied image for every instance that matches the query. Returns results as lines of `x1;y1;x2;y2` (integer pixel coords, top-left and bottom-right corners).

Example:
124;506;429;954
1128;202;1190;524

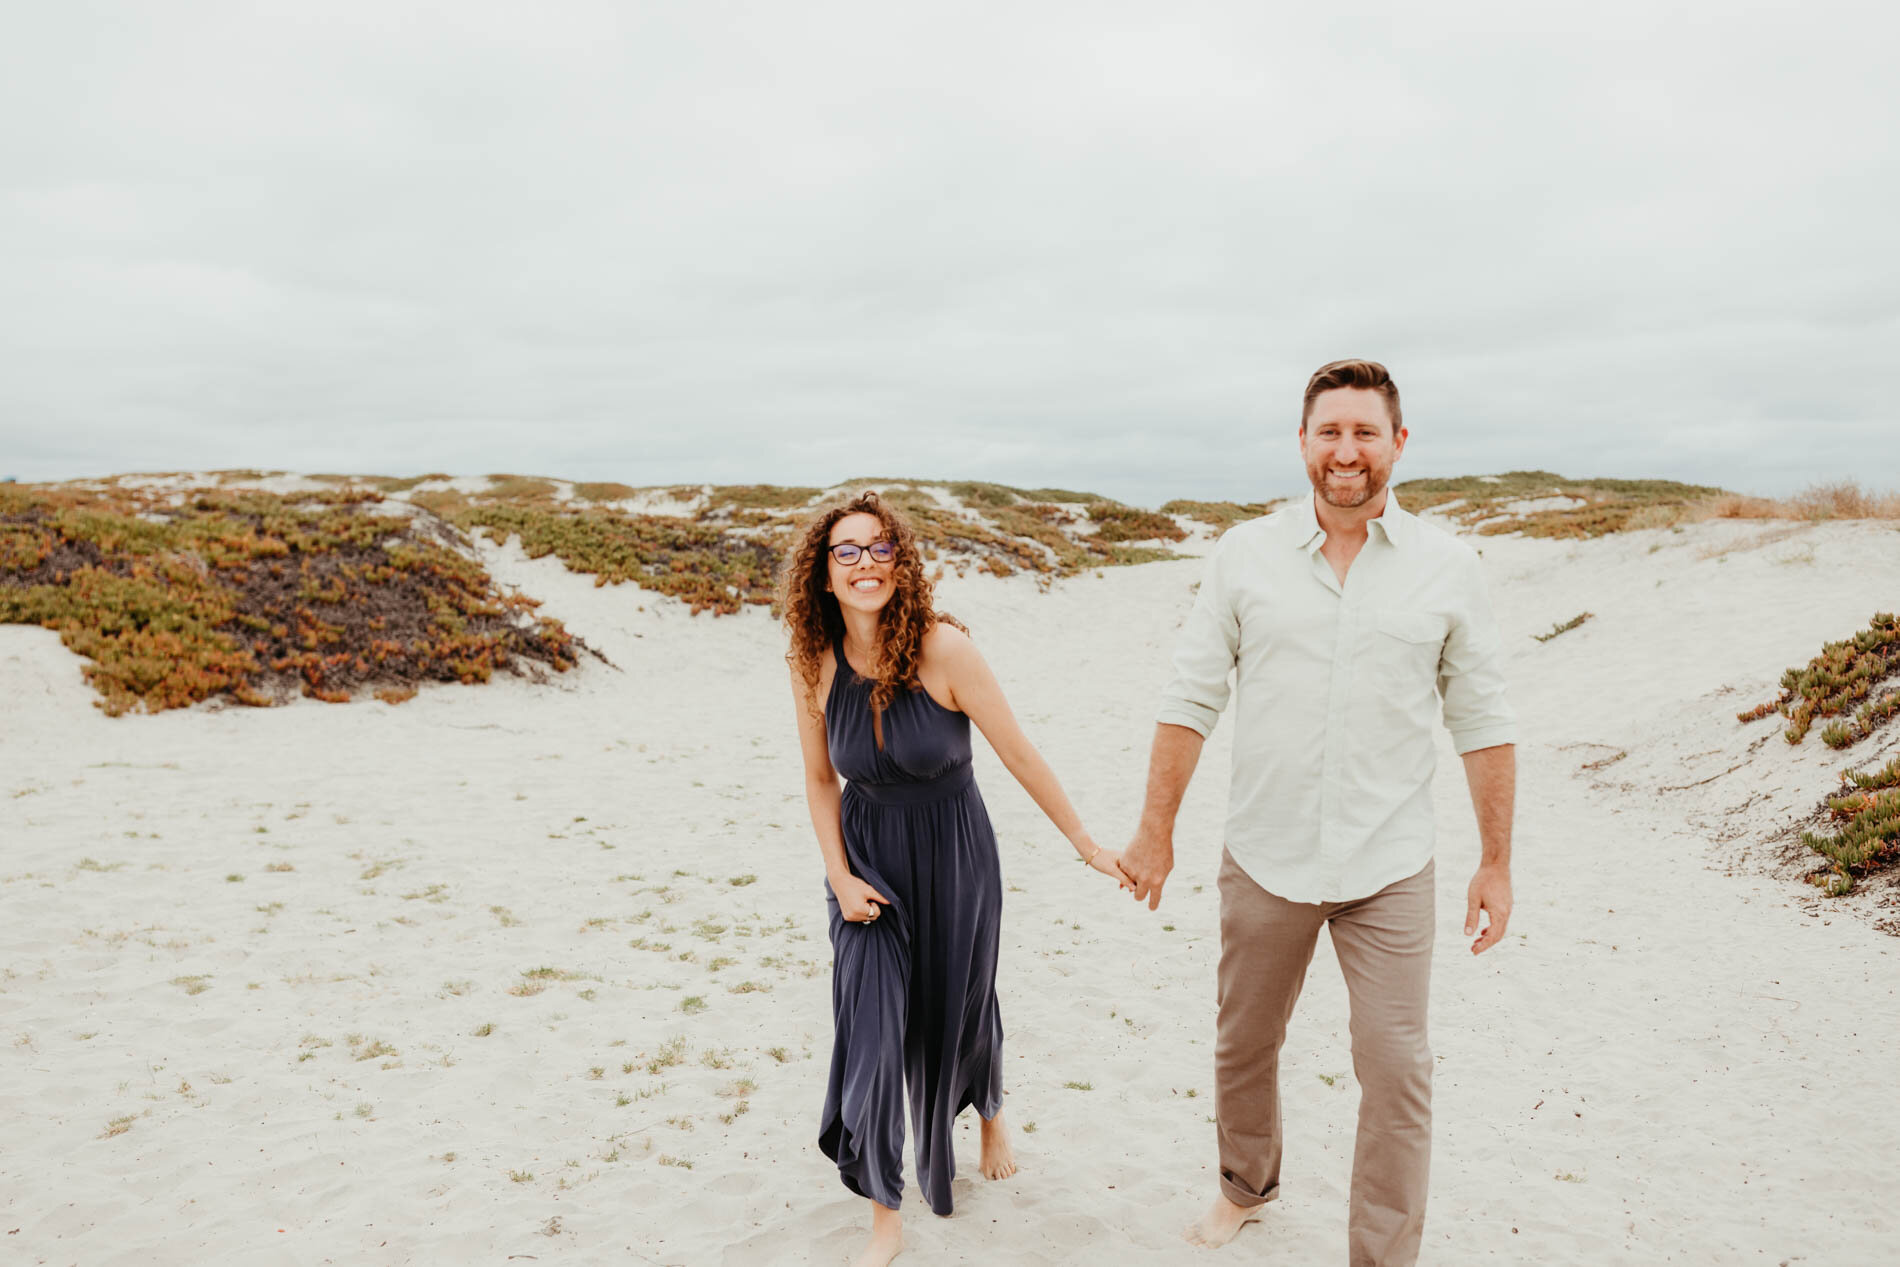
1079;843;1101;866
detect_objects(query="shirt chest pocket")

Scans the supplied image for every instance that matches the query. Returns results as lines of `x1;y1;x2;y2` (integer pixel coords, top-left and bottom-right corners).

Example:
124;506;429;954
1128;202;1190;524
1368;609;1449;691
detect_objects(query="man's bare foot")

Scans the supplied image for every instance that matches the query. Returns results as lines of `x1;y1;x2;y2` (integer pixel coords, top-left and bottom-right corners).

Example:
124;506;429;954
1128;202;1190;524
978;1110;1018;1180
1183;1194;1260;1249
851;1201;902;1267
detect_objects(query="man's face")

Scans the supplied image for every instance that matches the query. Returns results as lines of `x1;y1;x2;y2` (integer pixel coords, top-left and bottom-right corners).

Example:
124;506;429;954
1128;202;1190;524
1300;387;1407;510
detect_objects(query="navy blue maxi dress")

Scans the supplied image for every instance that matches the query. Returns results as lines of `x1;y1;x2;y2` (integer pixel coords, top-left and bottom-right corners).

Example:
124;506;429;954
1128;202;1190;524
817;634;1005;1216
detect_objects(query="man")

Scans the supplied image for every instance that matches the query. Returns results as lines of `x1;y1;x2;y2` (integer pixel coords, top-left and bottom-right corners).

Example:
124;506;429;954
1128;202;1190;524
1118;358;1516;1266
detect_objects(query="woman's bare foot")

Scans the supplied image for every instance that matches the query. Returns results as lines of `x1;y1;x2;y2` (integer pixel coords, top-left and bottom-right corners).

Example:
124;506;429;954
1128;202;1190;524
851;1201;903;1267
1183;1194;1260;1248
978;1110;1018;1180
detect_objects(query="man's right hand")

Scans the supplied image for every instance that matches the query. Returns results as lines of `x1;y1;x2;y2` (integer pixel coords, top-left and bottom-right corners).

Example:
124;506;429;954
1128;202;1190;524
1119;826;1175;911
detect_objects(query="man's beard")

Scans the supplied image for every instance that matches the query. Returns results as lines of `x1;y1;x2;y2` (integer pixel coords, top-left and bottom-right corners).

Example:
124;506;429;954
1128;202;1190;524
1309;464;1388;509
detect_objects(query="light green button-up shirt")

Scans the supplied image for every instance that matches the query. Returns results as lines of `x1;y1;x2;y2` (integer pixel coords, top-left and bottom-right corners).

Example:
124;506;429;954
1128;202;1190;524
1156;492;1516;903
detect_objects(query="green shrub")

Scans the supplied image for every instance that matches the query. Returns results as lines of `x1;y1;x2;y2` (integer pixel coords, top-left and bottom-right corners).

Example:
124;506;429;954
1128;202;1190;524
702;485;821;512
482;475;559;501
1087;503;1187;544
573;482;639;502
1159;500;1282;532
1393;472;1726;540
455;504;780;615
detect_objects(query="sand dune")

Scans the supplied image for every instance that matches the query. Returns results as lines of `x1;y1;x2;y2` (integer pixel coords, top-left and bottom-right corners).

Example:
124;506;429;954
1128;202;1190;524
2;506;1897;1265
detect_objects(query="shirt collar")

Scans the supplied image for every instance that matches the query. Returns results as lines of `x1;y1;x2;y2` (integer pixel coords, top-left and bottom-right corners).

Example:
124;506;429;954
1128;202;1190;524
1295;490;1411;553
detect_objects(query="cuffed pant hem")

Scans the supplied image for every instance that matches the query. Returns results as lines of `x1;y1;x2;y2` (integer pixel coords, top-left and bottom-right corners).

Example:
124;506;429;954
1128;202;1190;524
1218;1171;1281;1211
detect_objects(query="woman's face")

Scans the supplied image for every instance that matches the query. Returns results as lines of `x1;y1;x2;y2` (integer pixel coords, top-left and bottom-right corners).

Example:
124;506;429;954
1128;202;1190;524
827;511;898;616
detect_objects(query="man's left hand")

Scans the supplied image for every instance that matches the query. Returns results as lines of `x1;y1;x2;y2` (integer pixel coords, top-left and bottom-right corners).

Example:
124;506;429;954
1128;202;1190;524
1464;864;1512;955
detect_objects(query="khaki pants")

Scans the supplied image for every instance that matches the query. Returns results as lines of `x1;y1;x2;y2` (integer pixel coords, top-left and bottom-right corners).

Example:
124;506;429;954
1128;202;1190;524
1215;849;1435;1267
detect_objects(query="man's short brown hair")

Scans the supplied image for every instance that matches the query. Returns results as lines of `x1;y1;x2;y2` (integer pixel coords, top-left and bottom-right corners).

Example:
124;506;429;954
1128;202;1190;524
1301;358;1402;435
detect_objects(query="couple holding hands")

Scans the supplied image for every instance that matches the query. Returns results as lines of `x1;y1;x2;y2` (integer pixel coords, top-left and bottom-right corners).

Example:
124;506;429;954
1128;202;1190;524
782;360;1518;1267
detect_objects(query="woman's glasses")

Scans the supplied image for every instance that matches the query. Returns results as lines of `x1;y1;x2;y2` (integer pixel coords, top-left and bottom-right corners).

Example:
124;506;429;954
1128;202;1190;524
828;540;896;565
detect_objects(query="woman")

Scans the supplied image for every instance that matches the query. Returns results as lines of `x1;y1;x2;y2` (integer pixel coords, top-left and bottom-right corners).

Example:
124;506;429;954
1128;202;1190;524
781;491;1128;1266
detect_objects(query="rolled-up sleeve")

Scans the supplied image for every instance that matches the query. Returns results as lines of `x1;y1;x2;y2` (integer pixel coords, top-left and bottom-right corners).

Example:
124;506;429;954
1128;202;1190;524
1155;541;1241;738
1438;547;1517;753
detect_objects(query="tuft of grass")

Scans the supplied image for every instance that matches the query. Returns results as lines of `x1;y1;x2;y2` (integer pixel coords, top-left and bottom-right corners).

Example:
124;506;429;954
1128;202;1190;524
1063;1080;1093;1091
1533;612;1593;643
489;905;521;927
473;1022;494;1037
264;861;295;873
171;975;211;996
509;1169;534;1183
1705;480;1900;522
645;1035;688;1074
657;1155;693;1169
224;873;244;883
727;874;757;887
679;995;708;1015
102;1114;136;1138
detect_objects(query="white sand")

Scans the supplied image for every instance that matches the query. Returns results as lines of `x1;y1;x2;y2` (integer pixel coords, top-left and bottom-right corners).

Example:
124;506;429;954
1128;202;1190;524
3;513;1898;1265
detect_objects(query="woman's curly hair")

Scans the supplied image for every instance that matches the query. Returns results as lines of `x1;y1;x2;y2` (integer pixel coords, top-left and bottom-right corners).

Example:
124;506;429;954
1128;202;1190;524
779;491;962;741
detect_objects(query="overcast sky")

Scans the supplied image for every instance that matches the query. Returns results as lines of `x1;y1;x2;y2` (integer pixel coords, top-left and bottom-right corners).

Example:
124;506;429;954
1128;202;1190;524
3;1;1895;505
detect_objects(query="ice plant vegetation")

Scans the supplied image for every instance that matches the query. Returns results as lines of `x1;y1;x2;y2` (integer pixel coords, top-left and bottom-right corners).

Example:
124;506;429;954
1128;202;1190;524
18;471;1880;719
1739;613;1900;894
1737;612;1900;748
1801;754;1900;896
0;483;581;715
